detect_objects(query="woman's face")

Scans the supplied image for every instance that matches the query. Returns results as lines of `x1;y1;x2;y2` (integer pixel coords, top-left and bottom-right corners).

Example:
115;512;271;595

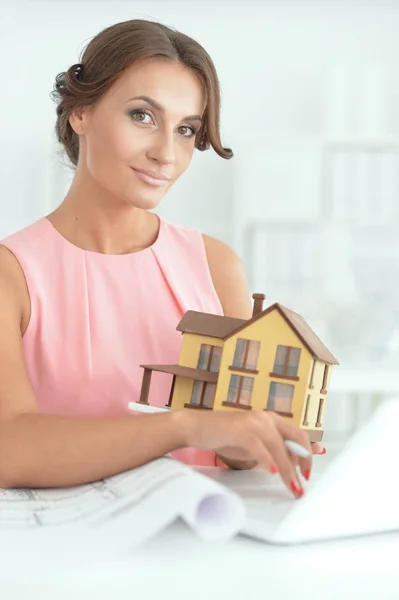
71;58;206;210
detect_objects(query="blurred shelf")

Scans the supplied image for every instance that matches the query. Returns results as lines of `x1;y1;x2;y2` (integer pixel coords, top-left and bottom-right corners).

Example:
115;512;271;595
323;137;399;152
331;368;399;395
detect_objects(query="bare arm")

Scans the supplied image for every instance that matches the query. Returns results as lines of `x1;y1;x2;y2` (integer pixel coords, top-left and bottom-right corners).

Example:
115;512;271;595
0;246;186;488
202;234;253;319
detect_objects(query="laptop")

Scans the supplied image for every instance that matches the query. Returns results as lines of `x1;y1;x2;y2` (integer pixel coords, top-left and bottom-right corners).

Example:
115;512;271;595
196;398;399;544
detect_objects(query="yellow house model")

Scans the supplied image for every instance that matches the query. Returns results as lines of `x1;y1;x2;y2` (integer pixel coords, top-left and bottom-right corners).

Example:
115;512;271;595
138;294;339;442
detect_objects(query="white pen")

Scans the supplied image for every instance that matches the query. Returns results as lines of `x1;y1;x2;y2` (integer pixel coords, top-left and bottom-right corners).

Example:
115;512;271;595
284;439;311;458
128;402;311;459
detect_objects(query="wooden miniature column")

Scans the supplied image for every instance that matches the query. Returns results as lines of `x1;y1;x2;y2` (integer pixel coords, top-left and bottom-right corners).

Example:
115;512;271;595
166;375;176;407
139;368;153;404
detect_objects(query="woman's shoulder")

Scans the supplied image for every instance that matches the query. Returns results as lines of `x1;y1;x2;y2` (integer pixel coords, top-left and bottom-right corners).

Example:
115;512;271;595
201;233;241;265
0;220;43;289
200;234;253;319
158;216;200;240
158;217;251;315
160;217;238;259
0;243;30;331
0;219;51;315
1;218;48;249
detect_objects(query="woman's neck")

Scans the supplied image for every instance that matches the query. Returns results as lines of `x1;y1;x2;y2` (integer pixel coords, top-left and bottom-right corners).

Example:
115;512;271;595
47;192;159;255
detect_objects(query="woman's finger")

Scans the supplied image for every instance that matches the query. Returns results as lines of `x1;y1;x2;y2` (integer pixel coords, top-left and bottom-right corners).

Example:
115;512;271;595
311;441;326;455
268;413;312;484
258;419;304;497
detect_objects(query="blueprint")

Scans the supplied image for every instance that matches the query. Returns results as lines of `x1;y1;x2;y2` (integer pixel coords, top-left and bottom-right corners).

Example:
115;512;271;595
0;457;188;529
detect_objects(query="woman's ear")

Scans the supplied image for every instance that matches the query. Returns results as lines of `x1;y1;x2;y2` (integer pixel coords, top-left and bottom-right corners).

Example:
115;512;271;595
69;107;87;135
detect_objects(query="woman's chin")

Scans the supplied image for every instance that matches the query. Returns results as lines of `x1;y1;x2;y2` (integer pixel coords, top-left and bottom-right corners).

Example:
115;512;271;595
124;196;163;211
127;189;167;211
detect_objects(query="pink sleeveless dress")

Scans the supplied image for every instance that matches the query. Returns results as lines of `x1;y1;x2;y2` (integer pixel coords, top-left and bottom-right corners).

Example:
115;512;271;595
1;216;224;466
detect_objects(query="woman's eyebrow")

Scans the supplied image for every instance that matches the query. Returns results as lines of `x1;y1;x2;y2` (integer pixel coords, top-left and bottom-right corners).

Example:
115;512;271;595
126;95;202;122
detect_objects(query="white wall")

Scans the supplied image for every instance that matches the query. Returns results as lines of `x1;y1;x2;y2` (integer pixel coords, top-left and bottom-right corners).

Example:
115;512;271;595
1;0;399;437
1;1;398;226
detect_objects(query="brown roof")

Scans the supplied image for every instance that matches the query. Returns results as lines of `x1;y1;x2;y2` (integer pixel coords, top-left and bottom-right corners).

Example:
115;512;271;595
225;303;339;365
140;364;219;382
277;305;339;364
176;311;246;339
176;304;339;366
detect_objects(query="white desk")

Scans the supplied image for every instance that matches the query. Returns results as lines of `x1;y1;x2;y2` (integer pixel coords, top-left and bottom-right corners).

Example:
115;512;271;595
2;393;398;600
1;521;398;600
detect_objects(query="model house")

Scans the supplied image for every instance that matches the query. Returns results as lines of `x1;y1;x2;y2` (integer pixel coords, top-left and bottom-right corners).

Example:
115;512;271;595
138;294;339;442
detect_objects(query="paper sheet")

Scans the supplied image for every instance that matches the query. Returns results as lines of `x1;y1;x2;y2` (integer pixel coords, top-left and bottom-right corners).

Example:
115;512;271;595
0;457;244;576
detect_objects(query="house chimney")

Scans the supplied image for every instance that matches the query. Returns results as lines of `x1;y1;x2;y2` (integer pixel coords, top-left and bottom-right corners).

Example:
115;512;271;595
252;293;266;317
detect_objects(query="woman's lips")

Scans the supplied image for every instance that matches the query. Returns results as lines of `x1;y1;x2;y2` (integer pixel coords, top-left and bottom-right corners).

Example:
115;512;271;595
131;168;170;187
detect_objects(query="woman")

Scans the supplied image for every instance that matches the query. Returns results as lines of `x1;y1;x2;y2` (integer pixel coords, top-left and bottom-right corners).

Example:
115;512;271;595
0;19;323;497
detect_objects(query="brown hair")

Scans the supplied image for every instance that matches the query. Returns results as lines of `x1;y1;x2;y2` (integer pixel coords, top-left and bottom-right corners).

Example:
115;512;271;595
50;19;233;166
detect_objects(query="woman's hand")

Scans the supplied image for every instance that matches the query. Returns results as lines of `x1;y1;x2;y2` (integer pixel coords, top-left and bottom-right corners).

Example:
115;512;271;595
177;409;313;498
215;439;326;473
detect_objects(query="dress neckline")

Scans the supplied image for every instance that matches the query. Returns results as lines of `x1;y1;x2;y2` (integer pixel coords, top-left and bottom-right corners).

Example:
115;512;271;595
41;214;164;259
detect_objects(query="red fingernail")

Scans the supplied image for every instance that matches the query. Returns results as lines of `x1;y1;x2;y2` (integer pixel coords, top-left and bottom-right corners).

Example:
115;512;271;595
270;465;278;474
291;480;304;497
321;447;327;455
303;468;311;481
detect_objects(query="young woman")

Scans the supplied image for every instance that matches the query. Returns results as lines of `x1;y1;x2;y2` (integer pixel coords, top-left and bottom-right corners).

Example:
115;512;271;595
0;19;323;497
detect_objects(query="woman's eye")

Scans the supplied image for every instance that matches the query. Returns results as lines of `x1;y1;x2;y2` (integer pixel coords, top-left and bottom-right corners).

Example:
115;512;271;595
130;112;196;138
131;110;153;124
177;125;197;138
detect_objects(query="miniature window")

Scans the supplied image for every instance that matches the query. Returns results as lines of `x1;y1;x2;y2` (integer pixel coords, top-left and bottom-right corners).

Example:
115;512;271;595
226;375;254;406
309;360;316;388
190;381;216;408
302;394;311;426
321;365;329;392
316;398;324;427
266;382;294;414
197;345;222;372
232;339;260;370
272;345;301;377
